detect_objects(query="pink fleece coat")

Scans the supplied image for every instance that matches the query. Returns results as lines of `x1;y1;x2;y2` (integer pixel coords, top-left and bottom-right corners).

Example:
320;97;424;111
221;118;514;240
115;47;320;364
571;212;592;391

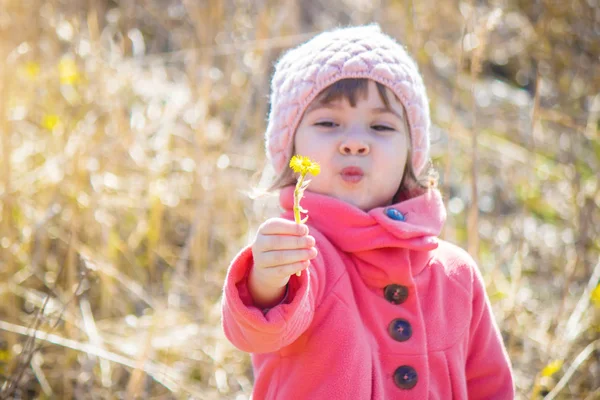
221;187;514;399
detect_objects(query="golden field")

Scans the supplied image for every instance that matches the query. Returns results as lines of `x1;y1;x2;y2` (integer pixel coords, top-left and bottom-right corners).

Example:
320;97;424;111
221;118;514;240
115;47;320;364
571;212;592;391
0;1;599;398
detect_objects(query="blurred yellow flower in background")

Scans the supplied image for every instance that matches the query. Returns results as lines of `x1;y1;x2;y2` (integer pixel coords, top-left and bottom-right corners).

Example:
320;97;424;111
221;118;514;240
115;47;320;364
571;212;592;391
541;360;563;377
42;114;61;131
591;284;600;308
59;57;80;85
24;61;40;79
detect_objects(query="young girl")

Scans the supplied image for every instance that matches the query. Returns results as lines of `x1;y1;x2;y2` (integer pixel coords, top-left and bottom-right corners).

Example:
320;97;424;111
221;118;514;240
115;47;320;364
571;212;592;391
221;24;514;399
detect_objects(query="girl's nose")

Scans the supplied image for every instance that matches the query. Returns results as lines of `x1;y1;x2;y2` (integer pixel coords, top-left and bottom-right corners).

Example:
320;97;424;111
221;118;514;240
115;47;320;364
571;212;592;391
339;135;370;156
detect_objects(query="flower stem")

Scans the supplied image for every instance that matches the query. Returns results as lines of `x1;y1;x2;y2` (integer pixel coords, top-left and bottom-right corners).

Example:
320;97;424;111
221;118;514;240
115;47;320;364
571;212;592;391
293;173;306;277
293;173;305;224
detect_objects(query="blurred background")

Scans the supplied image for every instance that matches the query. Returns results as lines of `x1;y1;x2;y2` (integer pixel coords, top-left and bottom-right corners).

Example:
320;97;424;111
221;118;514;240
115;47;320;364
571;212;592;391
0;0;598;399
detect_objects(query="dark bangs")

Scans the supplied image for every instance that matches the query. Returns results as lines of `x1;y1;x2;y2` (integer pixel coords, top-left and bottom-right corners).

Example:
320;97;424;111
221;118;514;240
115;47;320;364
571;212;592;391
312;78;393;110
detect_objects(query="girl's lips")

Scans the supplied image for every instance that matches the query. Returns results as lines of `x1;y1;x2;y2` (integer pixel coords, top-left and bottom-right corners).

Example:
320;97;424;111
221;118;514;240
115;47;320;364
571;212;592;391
340;166;364;183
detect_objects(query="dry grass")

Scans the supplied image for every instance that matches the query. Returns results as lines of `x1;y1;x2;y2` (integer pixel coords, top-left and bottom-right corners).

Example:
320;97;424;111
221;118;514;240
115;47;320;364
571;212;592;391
0;0;598;399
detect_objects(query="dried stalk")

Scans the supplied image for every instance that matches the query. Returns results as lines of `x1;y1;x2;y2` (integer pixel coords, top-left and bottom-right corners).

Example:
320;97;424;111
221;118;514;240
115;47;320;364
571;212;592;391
543;340;600;400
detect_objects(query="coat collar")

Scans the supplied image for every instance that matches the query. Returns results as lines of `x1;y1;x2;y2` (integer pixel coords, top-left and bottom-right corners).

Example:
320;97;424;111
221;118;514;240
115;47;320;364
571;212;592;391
280;186;446;278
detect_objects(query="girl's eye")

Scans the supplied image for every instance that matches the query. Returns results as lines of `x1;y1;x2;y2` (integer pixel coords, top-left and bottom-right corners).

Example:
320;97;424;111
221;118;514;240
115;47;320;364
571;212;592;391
372;125;394;132
315;121;338;128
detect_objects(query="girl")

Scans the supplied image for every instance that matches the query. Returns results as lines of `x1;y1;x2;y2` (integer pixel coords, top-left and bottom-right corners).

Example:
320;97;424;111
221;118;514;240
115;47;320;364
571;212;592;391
221;24;514;399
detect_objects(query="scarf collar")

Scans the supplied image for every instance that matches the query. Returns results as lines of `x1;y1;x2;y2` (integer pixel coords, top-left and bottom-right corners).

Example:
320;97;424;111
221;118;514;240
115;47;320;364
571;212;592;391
280;186;446;278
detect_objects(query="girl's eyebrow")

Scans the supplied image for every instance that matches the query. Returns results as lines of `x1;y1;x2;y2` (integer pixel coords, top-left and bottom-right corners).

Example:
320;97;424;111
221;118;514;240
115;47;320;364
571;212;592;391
306;103;404;121
305;102;342;114
371;107;404;120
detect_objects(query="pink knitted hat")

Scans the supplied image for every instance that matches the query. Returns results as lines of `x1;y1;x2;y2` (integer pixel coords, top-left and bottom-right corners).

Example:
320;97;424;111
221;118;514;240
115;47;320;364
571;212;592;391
265;24;431;176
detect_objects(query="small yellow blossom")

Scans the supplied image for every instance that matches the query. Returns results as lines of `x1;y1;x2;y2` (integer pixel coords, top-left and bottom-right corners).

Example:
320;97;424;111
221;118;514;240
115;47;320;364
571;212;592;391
42;114;61;131
591;284;600;308
541;360;563;377
0;348;9;362
289;155;321;177
289;155;320;277
24;61;40;79
59;57;80;85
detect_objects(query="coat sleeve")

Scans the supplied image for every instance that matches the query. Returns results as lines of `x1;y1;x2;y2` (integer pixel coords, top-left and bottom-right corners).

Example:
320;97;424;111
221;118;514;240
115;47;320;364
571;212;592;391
465;264;515;399
220;245;319;354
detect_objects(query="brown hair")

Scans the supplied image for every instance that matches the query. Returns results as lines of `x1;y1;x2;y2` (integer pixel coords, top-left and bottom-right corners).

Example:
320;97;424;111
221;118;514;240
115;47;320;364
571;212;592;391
267;78;437;202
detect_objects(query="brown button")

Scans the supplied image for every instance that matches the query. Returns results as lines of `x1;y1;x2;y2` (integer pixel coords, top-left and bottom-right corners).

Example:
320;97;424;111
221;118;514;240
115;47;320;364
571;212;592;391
384;284;408;304
394;365;418;389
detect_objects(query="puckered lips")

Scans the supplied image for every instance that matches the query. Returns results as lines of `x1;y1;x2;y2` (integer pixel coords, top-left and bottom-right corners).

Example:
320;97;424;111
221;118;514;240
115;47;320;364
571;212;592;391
340;166;364;183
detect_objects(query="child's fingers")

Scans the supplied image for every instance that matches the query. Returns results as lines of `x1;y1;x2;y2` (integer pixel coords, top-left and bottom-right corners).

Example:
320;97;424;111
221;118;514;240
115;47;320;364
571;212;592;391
259;218;309;236
270;260;310;279
256;234;315;252
259;247;317;269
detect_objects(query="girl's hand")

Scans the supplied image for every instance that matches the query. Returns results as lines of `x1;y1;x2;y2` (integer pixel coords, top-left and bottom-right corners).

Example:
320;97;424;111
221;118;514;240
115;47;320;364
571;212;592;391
249;218;317;306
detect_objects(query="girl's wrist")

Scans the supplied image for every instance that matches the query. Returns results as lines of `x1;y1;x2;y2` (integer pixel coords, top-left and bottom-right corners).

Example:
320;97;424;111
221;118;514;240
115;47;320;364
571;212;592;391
260;284;290;315
247;267;287;309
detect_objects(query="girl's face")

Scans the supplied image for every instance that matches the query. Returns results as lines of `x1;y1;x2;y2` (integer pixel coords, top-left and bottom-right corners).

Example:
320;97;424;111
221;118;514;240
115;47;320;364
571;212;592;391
294;80;409;211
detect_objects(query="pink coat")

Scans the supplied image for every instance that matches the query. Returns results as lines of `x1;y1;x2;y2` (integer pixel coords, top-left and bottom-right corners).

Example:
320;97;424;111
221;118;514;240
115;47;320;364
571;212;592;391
221;187;514;399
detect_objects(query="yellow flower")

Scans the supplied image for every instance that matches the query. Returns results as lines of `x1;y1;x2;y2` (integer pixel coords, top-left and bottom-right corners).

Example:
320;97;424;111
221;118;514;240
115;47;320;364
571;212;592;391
42;114;61;131
0;348;9;362
289;155;321;276
24;61;40;79
289;155;320;177
289;154;320;225
591;284;600;308
541;360;563;377
59;57;80;85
